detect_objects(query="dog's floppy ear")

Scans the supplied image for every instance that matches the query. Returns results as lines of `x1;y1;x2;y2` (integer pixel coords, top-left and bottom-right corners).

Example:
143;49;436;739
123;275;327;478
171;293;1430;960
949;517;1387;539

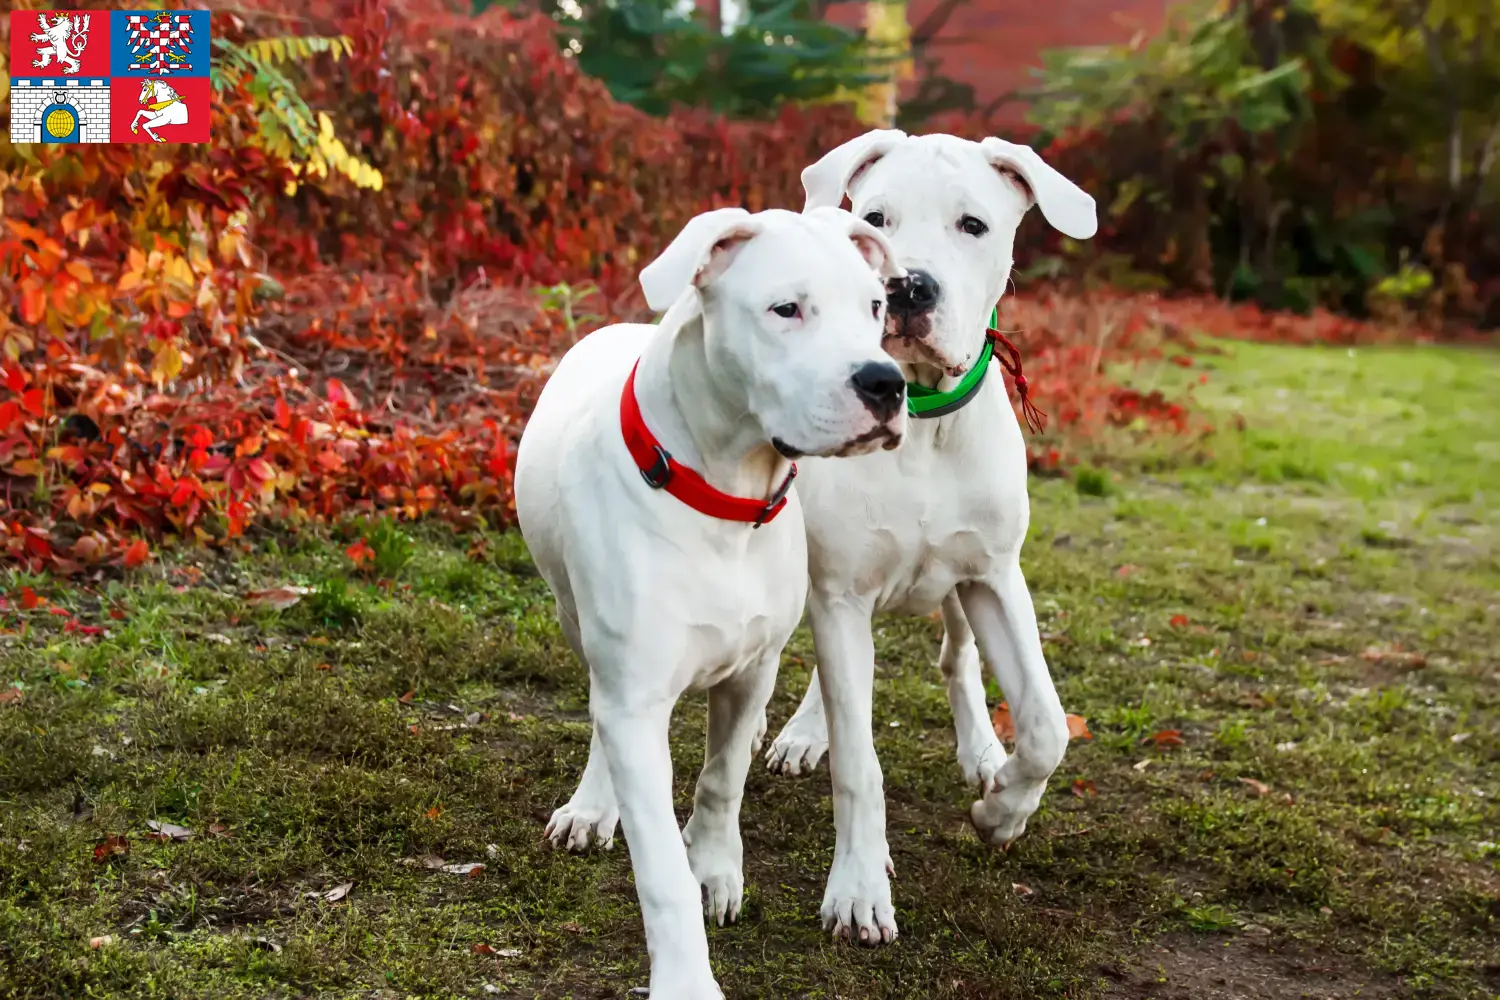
979;136;1098;240
803;206;906;281
638;207;761;313
801;129;907;211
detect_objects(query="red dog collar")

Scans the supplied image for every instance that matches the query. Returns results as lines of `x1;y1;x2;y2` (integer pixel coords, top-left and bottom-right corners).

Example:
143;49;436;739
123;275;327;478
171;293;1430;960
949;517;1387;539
619;362;797;528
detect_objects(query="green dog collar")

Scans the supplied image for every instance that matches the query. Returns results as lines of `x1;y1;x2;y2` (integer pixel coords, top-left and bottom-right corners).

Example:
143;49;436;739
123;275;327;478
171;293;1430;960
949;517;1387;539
904;308;1000;420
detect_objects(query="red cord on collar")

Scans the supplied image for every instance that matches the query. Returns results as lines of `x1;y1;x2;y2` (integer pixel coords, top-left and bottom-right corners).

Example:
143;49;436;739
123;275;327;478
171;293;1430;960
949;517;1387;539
987;328;1048;435
619;362;797;528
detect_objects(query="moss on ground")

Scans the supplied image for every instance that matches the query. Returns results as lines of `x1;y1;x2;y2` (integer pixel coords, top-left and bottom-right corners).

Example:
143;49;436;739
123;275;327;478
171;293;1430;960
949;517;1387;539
2;342;1497;999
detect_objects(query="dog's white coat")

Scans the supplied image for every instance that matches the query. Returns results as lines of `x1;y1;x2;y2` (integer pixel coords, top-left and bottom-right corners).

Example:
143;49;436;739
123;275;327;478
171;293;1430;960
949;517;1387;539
515;206;904;997
760;131;1098;943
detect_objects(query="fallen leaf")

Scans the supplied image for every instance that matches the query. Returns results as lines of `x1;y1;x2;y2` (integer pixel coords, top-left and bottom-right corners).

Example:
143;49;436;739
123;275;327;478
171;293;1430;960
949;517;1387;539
398;689;415;705
1451;732;1471;744
1116;564;1137;577
991;702;1015;743
1070;779;1097;799
421;854;447;869
89;935;114;949
251;936;282;953
145;820;193;842
1065;714;1092;741
559;921;583;934
19;587;42;610
323;882;354;902
245;585;310;610
1169;614;1189;628
442;862;485;877
465;712;482;725
93;835;129;862
207;823;232;838
408;724;421;735
123;539;151;569
472;943;496;955
1144;729;1185;749
1359;643;1425;669
1011;882;1035;898
497;947;522;958
425;805;444;821
316;662;333;671
1132;759;1151;772
1239;777;1272;797
0;687;23;707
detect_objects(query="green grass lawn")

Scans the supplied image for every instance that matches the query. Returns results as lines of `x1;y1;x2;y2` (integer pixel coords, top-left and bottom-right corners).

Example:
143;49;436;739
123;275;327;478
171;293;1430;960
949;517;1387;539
2;341;1497;999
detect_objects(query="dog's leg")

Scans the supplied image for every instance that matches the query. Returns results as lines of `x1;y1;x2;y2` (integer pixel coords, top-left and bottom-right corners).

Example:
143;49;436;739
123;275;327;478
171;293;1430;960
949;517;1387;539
765;669;829;775
750;708;768;756
810;594;897;944
682;660;777;927
594;692;721;998
956;565;1068;847
939;590;1007;793
546;610;620;851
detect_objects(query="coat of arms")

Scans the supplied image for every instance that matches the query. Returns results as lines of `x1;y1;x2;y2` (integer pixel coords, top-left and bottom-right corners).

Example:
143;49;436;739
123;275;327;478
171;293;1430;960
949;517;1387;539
123;11;194;74
28;12;92;75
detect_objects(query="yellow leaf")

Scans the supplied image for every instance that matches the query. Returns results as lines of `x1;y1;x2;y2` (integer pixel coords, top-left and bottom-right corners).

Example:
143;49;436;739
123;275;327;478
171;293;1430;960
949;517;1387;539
152;341;184;385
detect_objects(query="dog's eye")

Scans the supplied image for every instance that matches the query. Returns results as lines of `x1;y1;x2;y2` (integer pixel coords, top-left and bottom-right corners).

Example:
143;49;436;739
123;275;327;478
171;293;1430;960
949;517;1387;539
958;215;989;237
871;300;882;319
863;211;886;229
771;302;801;319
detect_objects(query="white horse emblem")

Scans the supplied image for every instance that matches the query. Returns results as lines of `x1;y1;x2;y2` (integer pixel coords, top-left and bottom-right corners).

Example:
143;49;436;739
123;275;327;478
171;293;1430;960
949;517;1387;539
29;12;91;75
131;79;189;143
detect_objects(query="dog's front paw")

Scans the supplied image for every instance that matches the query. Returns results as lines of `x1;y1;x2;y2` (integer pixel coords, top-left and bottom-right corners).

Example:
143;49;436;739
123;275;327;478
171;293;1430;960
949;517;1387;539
969;767;1046;848
820;853;897;945
764;712;829;776
957;733;1006;793
683;815;744;927
544;797;619;852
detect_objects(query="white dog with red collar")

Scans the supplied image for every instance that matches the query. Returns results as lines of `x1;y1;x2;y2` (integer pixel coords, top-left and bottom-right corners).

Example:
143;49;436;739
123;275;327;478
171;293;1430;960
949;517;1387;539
514;205;906;998
760;130;1099;944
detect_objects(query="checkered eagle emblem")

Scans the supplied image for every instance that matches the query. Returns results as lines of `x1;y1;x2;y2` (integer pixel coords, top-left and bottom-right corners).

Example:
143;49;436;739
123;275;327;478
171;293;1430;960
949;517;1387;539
123;11;193;74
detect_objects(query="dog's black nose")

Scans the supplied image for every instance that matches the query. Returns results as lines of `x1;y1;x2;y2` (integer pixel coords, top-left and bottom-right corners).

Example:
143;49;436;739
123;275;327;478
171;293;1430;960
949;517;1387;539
887;269;940;316
850;361;906;418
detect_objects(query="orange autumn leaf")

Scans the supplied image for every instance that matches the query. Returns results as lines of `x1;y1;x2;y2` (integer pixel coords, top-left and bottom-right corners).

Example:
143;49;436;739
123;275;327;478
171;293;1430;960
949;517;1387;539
93;835;130;863
1169;614;1189;628
991;702;1015;743
1065;714;1092;741
123;539;151;569
1145;729;1185;749
1238;777;1273;797
425;805;444;821
346;538;375;567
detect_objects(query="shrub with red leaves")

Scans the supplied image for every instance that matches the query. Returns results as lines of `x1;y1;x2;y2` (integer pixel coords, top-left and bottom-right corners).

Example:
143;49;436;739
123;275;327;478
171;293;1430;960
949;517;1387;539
0;0;1476;577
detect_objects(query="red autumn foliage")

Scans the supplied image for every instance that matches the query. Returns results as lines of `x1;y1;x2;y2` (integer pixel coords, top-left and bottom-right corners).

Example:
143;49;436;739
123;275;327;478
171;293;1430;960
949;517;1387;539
0;0;1482;576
